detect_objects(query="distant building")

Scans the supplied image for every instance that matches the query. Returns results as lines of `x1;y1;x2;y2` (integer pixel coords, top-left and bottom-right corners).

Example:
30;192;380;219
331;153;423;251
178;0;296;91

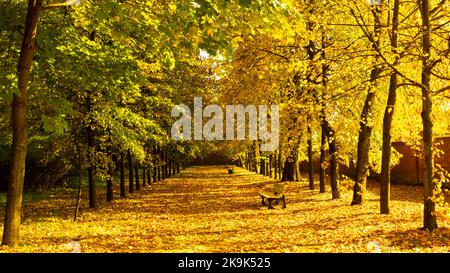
391;135;450;185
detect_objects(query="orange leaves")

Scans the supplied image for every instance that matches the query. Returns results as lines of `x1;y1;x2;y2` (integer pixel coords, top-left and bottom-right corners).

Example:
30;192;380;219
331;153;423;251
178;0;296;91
0;166;449;253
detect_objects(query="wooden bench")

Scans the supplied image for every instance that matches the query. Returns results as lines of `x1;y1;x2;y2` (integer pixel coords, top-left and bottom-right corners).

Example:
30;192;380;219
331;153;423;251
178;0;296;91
259;183;286;209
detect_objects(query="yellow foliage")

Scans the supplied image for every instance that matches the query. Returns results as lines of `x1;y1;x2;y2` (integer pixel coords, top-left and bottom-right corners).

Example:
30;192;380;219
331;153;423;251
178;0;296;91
0;166;449;253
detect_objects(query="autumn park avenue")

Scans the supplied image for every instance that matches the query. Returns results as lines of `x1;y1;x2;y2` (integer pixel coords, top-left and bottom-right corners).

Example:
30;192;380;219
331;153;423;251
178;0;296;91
0;166;448;253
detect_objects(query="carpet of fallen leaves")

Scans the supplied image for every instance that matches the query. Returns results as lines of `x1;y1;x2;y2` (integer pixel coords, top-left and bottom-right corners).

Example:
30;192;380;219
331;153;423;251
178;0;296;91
0;166;449;253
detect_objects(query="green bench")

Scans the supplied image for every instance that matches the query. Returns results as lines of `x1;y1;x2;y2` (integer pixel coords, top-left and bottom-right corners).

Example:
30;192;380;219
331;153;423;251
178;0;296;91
259;183;286;209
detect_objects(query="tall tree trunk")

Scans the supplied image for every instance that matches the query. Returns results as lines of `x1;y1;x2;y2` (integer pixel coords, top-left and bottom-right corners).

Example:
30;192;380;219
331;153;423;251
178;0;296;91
329;135;340;199
120;151;126;197
351;4;383;205
282;141;298;182
166;154;170;178
157;159;161;181
305;2;317;190
320;25;330;195
157;146;161;181
269;154;273;178
295;156;301;182
135;161;140;191
87;126;96;209
380;0;400;214
163;152;167;178
323;120;340;199
307;120;314;190
2;0;42;246
142;166;146;187
419;0;437;230
73;136;82;222
319;123;327;193
278;148;283;180
260;158;265;175
274;153;278;179
106;155;114;202
128;150;133;193
253;142;260;174
161;149;166;180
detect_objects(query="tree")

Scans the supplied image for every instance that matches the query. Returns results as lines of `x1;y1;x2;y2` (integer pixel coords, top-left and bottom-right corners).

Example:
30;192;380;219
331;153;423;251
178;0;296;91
418;0;437;230
2;0;74;246
351;1;384;205
380;0;400;214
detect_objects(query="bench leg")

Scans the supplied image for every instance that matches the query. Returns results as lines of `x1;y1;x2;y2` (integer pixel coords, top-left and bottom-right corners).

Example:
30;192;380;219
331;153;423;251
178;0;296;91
282;195;286;209
261;196;266;206
268;199;274;209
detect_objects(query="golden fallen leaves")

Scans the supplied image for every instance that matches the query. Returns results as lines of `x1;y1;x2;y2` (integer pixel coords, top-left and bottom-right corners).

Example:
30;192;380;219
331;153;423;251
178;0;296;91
0;166;449;253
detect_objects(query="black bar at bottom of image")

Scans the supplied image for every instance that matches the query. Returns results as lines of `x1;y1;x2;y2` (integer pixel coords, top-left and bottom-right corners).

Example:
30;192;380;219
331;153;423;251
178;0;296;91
0;253;446;272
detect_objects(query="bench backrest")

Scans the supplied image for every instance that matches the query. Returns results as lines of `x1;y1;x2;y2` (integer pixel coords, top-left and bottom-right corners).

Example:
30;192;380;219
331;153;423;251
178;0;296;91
273;183;284;195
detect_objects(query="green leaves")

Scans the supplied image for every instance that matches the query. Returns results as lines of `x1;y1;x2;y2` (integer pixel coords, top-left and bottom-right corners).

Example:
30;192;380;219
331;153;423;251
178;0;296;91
41;115;69;137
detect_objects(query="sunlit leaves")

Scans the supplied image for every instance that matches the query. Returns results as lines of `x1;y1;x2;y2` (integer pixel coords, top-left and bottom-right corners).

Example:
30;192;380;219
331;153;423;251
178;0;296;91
0;166;449;253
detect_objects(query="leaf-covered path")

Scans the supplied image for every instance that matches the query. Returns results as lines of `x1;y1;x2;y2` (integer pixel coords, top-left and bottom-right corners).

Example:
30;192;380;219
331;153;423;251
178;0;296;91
1;166;450;253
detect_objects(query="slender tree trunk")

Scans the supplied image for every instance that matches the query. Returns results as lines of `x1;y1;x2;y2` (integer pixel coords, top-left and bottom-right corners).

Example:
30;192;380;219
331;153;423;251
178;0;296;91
419;0;437;230
106;155;114;202
142;166;146;187
128;150;133;193
282;142;298;182
2;0;42;246
253;142;260;174
352;4;383;205
163;153;168;178
307;121;314;190
274;153;278;179
269;154;273;178
260;158;265;175
73;137;82;222
329;132;340;199
157;159;161;181
320;26;330;195
147;168;151;184
380;0;400;214
319;123;327;193
87;127;96;209
135;161;140;191
295;157;301;181
120;152;126;197
161;149;165;180
278;148;283;180
171;159;174;176
323;119;340;199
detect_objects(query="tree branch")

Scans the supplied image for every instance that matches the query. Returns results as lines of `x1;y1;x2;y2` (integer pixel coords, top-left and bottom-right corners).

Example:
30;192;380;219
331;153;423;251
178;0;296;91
348;5;424;90
433;86;450;96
